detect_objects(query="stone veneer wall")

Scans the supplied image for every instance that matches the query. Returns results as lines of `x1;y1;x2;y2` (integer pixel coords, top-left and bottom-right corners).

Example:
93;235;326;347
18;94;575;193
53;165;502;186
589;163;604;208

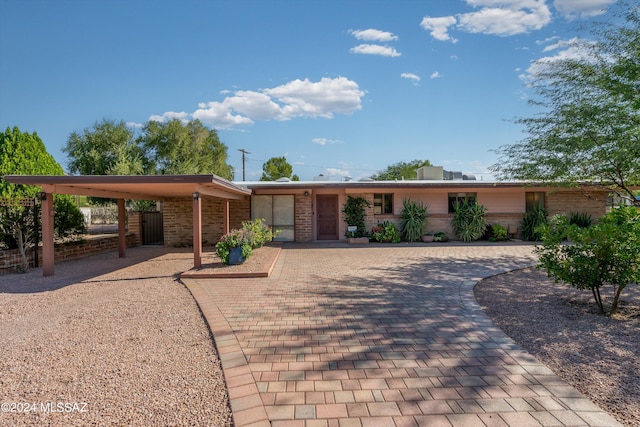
163;197;251;247
295;194;313;242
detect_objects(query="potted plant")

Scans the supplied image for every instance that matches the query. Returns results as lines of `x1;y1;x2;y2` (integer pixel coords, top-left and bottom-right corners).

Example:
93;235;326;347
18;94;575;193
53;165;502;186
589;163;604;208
422;232;434;243
215;229;253;265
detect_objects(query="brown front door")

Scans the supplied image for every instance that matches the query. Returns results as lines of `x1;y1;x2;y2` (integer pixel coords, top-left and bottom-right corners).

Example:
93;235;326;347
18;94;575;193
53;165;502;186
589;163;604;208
317;195;339;240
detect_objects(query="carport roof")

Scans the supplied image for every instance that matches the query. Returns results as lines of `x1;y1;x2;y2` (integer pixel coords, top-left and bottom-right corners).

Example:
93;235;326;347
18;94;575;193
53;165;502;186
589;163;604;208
4;174;252;201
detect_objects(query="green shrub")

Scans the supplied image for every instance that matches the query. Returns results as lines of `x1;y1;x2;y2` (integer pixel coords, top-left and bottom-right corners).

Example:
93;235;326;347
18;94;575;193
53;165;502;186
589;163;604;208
241;218;275;248
569;211;593;228
522;205;548;241
342;196;370;238
371;221;401;243
536;206;640;316
400;198;429;242
54;195;87;239
433;231;448;242
451;199;487;242
488;224;509;242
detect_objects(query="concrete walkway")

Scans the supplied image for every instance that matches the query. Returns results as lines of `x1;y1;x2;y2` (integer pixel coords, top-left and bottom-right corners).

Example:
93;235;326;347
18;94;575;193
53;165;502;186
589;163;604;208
182;243;622;427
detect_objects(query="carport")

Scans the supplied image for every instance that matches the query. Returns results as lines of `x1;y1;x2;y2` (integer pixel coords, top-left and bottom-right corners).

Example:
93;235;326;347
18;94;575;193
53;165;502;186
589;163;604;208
5;174;251;276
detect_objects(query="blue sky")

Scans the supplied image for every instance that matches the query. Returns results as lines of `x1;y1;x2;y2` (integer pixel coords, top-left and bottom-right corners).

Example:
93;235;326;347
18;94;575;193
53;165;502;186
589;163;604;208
0;0;617;181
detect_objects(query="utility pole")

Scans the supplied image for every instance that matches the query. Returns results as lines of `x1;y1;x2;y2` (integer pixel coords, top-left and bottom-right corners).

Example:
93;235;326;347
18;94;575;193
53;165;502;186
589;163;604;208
238;149;250;181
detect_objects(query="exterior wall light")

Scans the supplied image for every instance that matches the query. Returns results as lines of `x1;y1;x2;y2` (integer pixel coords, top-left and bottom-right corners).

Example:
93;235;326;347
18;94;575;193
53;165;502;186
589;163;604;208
37;191;47;201
192;192;200;200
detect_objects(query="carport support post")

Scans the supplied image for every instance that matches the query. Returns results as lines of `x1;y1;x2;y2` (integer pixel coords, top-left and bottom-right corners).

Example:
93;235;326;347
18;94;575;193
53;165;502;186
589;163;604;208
117;198;126;258
223;199;230;234
41;192;54;277
193;192;202;269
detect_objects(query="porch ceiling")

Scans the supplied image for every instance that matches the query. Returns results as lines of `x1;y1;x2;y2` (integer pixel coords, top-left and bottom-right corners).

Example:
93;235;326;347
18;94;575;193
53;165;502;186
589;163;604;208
4;174;252;201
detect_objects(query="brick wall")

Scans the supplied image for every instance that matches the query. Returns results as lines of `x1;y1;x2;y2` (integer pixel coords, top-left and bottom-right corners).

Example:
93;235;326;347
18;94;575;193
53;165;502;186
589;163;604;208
546;189;608;219
163;196;251;247
295;194;313;242
0;233;137;274
128;211;143;246
230;199;251;231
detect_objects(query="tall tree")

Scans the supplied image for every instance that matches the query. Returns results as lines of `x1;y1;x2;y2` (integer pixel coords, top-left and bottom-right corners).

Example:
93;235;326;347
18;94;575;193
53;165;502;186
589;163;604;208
1;127;65;198
260;156;299;181
140;119;233;179
370;159;432;181
63;119;143;176
1;127;85;266
491;2;640;206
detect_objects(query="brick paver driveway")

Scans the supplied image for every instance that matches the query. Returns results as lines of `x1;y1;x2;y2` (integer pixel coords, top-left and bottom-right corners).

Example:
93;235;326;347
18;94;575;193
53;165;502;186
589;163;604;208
183;243;622;427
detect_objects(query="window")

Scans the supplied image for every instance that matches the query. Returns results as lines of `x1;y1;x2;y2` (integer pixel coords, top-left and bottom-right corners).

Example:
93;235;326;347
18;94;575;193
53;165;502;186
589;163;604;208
448;193;477;213
251;195;295;241
373;193;393;214
525;192;545;212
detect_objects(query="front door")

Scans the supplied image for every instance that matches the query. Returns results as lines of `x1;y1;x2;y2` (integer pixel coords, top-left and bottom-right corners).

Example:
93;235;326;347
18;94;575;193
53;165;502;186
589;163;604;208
317;195;339;240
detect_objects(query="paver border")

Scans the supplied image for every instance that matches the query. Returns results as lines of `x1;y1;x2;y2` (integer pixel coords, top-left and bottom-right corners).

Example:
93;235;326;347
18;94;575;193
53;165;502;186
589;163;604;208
180;243;282;279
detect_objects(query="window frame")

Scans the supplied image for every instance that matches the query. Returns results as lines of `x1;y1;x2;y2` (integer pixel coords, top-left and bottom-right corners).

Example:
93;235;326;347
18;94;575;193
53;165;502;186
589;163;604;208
448;192;477;213
373;193;394;215
525;192;545;212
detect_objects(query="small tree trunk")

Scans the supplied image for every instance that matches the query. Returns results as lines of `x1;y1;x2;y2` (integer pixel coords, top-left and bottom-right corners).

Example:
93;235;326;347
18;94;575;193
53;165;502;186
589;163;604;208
592;287;605;314
609;284;625;316
16;227;29;272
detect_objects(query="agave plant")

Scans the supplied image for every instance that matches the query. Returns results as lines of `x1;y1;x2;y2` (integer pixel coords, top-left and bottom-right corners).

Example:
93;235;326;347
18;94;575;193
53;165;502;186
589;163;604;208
400;198;429;242
450;199;487;242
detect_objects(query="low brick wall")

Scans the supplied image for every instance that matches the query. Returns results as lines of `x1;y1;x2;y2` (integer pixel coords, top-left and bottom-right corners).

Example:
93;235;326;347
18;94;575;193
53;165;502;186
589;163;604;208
0;233;137;274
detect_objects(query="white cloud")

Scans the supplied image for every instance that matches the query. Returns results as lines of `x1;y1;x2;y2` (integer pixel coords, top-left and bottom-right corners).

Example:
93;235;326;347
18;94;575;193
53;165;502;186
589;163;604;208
521;37;593;81
325;167;351;177
192;102;255;128
349;29;398;42
400;73;421;82
421;0;552;41
350;44;401;57
151;77;364;129
420;16;458;42
312;138;342;145
553;0;614;20
457;1;551;36
126;121;144;129
266;77;365;119
149;111;191;123
430;71;443;79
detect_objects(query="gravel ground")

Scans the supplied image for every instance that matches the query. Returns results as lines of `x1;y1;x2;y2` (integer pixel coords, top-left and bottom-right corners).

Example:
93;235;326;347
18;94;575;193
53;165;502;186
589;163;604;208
0;247;233;427
475;267;640;427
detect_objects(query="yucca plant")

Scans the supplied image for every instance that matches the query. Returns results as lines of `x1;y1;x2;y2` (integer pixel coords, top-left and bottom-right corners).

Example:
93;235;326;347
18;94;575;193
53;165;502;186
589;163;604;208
522;204;548;241
569;211;593;228
450;199;487;242
400;198;429;242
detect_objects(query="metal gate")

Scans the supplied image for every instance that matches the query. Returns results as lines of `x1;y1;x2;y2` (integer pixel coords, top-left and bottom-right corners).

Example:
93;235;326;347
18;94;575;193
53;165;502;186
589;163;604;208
141;211;163;245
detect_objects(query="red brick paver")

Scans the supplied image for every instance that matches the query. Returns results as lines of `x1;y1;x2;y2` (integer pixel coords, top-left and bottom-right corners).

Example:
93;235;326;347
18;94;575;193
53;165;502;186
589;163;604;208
182;243;623;427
